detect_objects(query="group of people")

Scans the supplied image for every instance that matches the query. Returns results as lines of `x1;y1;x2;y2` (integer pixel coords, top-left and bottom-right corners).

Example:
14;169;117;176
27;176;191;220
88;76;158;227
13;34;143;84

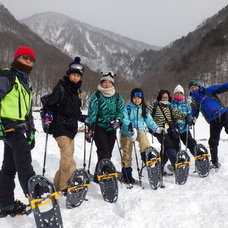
0;47;228;217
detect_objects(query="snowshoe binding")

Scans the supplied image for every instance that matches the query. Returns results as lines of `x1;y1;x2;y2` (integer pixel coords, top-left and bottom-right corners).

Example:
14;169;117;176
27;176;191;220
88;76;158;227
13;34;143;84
145;147;161;190
175;150;190;185
66;169;90;208
194;144;210;177
97;159;118;203
28;175;63;228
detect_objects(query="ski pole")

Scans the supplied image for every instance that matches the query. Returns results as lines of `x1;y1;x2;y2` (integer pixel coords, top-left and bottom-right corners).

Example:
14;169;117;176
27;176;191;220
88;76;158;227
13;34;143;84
42;131;49;176
83;124;87;170
87;130;94;175
133;141;142;187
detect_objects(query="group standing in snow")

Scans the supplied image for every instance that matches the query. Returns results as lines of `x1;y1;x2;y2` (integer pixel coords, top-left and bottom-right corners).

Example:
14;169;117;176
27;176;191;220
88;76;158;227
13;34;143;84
1;49;228;217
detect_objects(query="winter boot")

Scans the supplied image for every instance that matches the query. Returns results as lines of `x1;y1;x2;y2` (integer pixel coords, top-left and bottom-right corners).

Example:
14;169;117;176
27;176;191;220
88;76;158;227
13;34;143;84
122;167;135;184
34;183;50;198
0;200;27;218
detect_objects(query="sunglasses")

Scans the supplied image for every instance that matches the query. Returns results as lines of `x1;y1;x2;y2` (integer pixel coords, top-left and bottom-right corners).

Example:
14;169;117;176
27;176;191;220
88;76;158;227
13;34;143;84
70;64;84;73
132;92;143;98
101;71;116;79
21;55;36;63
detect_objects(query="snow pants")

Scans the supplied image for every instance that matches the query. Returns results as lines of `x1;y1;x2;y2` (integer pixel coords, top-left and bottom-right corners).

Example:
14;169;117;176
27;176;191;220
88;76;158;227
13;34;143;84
94;126;116;173
0;131;35;208
209;111;228;164
54;136;76;191
121;131;150;168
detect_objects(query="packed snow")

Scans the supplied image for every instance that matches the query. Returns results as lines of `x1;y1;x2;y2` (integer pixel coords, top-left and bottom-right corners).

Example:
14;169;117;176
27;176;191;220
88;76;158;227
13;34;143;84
1;110;228;228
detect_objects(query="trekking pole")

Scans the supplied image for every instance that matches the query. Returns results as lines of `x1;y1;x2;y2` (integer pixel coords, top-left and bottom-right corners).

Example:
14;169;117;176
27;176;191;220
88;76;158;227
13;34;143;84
87;129;95;175
83;124;87;170
42;131;49;176
133;141;142;187
116;136;133;189
193;124;196;140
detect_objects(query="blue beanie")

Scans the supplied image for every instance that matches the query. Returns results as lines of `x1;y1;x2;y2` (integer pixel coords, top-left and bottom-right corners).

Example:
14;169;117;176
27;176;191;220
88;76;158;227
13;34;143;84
66;56;84;76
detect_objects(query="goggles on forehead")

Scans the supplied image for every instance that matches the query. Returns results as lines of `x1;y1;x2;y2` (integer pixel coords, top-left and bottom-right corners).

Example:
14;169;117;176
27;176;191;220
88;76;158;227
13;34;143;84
132;92;143;98
70;64;84;73
101;71;116;78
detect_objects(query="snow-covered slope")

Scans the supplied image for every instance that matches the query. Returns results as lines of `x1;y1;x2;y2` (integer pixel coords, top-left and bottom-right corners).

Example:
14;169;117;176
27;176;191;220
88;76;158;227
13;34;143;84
0;112;228;227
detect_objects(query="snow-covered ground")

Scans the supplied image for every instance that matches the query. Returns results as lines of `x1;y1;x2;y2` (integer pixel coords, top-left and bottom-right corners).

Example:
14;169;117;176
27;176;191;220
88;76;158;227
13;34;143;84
1;111;228;228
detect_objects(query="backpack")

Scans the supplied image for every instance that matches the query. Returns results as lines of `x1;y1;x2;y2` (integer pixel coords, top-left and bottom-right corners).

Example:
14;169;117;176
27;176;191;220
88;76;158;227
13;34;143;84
40;85;65;134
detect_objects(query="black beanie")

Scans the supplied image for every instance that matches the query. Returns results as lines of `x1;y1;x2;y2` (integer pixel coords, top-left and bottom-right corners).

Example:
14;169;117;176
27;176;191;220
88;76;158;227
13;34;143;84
131;88;144;103
66;56;84;76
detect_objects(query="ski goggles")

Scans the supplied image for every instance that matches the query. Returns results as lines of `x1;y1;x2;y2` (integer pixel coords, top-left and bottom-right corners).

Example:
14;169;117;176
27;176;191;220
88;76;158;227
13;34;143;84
21;55;36;63
131;92;143;98
101;71;116;79
69;64;84;74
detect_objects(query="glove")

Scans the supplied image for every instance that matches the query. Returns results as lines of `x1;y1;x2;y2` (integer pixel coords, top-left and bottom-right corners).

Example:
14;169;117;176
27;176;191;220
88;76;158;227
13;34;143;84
192;117;197;124
130;128;137;141
43;113;53;125
155;127;164;134
84;117;91;126
26;128;36;150
78;114;88;123
0;119;6;140
110;119;120;129
85;127;94;143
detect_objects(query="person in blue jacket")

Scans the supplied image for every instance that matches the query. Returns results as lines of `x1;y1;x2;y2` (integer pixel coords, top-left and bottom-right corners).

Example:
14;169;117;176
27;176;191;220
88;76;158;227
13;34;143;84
120;88;163;184
170;85;197;156
188;80;228;168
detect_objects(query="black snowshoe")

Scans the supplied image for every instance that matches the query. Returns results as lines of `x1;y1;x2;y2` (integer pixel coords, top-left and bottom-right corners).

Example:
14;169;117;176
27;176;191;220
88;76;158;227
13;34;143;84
145;147;161;190
175;150;190;185
66;169;90;208
28;175;63;228
194;144;210;177
97;159;118;203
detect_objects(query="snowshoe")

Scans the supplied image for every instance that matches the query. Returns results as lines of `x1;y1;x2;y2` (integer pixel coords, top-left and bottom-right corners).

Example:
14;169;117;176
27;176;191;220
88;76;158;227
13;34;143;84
145;147;161;190
28;175;63;228
66;169;90;208
97;159;118;203
175;150;190;185
194;144;210;177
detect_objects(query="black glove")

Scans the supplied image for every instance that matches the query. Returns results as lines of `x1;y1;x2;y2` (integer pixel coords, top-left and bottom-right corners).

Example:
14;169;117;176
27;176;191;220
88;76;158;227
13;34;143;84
85;127;94;143
26;128;36;150
110;119;120;129
185;115;195;125
78;114;88;123
0;119;6;140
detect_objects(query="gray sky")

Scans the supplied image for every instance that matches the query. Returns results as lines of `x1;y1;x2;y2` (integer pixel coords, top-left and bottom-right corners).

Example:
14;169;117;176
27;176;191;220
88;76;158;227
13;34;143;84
1;0;228;47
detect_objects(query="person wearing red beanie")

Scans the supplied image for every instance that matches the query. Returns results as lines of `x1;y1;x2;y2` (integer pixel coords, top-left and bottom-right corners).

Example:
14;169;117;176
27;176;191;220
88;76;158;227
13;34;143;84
0;46;37;217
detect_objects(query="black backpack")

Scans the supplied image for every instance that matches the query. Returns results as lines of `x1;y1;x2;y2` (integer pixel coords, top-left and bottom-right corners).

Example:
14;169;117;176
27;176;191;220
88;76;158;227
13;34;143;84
40;85;64;134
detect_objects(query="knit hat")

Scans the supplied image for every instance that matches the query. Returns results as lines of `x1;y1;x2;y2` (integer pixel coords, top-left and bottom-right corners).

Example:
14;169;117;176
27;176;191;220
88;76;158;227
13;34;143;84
100;71;116;83
173;85;184;94
188;80;199;89
66;56;84;76
14;46;36;60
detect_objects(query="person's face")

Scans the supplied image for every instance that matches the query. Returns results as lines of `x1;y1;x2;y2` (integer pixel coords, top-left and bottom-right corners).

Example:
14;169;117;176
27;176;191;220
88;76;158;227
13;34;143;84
101;80;113;88
69;73;81;84
161;93;169;101
189;85;199;93
174;92;184;97
17;55;35;67
132;97;142;106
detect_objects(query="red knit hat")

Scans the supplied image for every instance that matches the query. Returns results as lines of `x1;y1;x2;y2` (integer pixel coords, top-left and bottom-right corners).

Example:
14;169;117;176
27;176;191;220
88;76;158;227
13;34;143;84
14;46;36;60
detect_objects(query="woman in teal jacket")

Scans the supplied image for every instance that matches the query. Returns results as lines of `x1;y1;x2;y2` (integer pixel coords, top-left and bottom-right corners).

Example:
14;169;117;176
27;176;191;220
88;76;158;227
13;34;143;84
120;88;163;184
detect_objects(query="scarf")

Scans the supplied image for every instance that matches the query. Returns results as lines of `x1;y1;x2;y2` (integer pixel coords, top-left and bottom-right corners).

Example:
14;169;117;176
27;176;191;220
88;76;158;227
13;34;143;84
97;84;115;97
11;60;33;74
173;96;185;102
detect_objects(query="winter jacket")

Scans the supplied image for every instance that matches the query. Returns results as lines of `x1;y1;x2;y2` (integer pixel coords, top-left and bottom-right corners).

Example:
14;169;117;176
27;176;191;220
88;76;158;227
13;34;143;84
43;77;82;139
0;67;34;130
170;99;192;134
87;91;124;131
121;100;158;136
148;101;185;127
190;83;228;123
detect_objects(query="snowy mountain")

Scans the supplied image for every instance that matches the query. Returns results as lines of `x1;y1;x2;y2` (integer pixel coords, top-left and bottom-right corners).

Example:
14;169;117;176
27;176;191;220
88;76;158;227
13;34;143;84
1;111;228;227
20;12;160;76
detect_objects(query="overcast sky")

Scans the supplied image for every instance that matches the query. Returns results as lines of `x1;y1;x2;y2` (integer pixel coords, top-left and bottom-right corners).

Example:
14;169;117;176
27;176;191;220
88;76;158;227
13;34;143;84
1;0;228;47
